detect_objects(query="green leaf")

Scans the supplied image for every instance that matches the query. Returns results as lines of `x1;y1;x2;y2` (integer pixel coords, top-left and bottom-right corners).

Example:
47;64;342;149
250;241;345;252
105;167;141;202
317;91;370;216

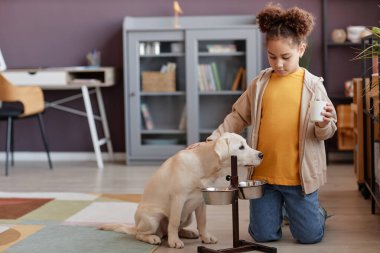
372;26;380;36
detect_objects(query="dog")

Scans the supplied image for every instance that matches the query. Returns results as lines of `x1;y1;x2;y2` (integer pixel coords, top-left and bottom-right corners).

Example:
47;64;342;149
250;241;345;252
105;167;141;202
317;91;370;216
99;132;263;248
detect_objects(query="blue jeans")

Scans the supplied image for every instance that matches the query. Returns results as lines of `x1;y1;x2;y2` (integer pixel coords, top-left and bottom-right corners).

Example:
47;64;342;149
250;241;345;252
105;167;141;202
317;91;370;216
248;184;325;244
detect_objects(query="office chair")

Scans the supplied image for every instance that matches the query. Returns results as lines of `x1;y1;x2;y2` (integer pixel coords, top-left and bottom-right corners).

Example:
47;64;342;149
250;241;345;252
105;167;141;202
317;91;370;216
0;74;52;176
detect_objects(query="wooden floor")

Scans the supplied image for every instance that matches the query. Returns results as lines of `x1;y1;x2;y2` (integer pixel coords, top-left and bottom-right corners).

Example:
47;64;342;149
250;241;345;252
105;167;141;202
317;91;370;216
0;161;379;252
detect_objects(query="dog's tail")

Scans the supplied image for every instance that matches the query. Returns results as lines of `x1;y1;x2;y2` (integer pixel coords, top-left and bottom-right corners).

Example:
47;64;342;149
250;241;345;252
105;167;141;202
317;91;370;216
98;224;137;235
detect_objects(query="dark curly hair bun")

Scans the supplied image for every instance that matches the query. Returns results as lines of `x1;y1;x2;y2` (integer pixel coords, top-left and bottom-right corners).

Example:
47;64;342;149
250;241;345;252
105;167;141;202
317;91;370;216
257;4;285;33
257;3;315;43
284;7;315;37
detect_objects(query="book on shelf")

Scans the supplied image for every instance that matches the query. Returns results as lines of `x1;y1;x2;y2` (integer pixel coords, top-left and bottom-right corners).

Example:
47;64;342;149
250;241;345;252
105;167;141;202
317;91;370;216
205;64;216;91
178;105;187;131
231;67;244;91
197;63;222;91
197;65;207;91
241;68;247;91
198;64;211;91
160;62;176;73
206;44;237;53
140;103;154;130
211;62;222;91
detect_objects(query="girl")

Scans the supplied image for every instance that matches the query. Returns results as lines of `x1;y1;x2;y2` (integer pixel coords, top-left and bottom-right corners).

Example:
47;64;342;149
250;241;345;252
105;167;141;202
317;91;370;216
206;4;337;244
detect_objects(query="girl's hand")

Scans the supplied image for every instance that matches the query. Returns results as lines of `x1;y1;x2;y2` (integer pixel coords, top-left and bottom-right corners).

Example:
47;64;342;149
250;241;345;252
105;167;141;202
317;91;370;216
315;102;334;128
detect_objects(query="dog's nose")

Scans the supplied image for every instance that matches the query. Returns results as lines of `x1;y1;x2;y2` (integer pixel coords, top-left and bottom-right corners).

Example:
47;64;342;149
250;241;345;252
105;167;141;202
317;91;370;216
258;152;264;159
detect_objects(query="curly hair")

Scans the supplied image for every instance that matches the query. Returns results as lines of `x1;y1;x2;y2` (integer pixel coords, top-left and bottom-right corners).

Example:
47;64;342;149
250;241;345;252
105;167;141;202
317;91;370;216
257;3;315;45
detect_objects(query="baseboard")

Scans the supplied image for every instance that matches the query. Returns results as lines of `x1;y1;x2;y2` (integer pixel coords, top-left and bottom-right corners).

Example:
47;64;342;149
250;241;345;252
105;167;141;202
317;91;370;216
327;151;354;164
0;152;126;162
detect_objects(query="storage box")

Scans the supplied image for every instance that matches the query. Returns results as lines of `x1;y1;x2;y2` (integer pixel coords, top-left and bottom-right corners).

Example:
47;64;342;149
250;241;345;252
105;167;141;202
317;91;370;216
337;104;354;150
338;128;354;150
142;71;175;92
337;104;354;128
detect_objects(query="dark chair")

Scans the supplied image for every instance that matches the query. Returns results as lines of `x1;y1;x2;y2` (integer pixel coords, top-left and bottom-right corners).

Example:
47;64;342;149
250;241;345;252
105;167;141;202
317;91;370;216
0;74;52;176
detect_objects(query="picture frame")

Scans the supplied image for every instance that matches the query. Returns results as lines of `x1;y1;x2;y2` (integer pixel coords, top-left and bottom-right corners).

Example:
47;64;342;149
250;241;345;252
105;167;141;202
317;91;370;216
0;49;7;71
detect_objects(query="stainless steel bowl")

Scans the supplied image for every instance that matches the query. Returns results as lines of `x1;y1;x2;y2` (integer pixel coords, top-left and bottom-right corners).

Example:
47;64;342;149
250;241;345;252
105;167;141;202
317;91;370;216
238;180;266;200
201;187;236;205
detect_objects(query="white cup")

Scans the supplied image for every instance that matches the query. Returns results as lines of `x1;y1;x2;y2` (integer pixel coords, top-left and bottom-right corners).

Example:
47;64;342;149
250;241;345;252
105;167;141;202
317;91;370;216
310;100;327;122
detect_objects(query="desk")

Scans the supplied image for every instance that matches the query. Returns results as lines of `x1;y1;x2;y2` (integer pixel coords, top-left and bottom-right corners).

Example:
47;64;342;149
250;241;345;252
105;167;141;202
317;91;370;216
2;67;115;169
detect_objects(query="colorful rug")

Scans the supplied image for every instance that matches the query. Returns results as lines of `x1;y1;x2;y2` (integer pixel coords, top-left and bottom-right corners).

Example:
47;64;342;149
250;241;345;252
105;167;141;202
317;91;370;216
0;192;158;253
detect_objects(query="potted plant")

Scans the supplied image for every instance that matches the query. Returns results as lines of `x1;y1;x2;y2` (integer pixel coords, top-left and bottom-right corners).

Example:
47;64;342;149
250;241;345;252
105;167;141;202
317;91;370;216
354;27;380;117
352;26;379;74
350;26;379;102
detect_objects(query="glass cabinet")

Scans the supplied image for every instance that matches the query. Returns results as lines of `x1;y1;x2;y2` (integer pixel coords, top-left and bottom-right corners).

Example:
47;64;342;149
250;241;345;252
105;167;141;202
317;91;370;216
123;16;261;164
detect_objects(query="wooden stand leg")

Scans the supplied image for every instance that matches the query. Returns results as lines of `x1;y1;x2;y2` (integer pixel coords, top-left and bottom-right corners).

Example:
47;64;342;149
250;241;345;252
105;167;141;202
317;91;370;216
198;240;277;253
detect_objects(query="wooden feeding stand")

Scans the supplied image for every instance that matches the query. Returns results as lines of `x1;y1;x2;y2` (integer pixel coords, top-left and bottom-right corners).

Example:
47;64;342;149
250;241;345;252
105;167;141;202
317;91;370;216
198;156;277;253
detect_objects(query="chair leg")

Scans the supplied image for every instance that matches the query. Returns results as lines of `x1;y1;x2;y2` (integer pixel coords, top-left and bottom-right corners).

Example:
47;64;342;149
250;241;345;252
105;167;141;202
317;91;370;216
5;117;13;176
37;114;53;169
10;117;14;166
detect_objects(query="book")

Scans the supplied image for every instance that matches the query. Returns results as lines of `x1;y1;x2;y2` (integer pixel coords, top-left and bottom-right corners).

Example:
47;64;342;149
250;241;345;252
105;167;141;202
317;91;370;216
205;64;216;91
211;62;222;91
140;103;154;130
231;67;244;91
197;65;207;91
206;44;237;53
241;68;247;91
178;105;187;130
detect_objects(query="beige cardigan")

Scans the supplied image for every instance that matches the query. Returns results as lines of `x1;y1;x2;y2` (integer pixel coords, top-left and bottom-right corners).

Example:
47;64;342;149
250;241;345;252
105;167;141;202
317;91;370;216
208;68;337;194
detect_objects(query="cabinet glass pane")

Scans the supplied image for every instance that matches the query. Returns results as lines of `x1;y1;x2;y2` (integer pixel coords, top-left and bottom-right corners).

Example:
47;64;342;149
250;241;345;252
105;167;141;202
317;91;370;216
197;39;247;141
198;40;246;53
197;40;246;92
140;96;185;129
141;133;186;146
140;95;186;145
139;41;184;55
198;94;241;139
140;57;185;92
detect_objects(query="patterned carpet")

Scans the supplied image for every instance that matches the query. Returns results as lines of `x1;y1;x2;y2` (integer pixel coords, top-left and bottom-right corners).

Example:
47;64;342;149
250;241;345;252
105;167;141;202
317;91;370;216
0;192;158;253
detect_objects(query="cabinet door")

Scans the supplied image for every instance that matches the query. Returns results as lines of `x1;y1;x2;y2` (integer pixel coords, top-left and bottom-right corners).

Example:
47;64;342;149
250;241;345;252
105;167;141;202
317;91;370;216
185;28;261;143
126;31;186;160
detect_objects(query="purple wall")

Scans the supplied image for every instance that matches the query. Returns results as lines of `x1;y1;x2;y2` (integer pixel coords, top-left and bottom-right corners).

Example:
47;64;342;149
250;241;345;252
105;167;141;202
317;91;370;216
0;0;378;152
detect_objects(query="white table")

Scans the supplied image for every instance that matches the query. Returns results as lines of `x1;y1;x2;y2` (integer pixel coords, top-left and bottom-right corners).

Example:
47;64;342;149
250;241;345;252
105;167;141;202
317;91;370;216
3;67;115;169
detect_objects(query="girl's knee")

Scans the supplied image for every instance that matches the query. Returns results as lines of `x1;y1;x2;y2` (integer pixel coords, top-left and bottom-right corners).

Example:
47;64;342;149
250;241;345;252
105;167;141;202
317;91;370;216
296;230;324;244
248;225;281;242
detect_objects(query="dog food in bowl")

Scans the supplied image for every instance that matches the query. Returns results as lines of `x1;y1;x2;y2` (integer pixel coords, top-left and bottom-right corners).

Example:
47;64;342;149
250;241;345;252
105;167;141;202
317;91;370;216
201;187;236;205
238;180;266;200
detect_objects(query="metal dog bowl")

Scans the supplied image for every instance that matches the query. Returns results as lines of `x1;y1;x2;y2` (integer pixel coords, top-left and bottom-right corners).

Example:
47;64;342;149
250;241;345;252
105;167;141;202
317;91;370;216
201;187;236;205
238;180;266;200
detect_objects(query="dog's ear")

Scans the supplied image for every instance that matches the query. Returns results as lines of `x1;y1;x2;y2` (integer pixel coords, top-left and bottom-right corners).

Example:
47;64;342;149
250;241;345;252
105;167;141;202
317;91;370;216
214;137;230;161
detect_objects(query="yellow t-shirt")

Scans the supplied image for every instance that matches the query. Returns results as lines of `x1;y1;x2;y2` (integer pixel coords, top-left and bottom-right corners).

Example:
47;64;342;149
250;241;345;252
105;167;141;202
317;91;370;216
252;68;304;185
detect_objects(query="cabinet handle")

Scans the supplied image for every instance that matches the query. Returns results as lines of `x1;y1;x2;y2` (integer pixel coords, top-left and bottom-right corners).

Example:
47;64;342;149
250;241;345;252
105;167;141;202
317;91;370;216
130;92;135;97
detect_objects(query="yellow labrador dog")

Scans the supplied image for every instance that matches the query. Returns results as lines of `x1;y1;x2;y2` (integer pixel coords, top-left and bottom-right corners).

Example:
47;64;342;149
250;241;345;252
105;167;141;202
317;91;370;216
99;132;263;248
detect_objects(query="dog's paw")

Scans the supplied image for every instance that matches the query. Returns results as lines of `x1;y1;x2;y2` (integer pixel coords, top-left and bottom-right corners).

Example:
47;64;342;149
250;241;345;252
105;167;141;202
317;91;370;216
147;235;161;245
201;233;218;244
136;234;161;245
179;228;199;239
168;237;184;248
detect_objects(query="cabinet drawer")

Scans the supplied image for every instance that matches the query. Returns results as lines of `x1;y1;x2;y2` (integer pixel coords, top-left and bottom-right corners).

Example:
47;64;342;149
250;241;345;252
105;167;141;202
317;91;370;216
3;70;68;86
